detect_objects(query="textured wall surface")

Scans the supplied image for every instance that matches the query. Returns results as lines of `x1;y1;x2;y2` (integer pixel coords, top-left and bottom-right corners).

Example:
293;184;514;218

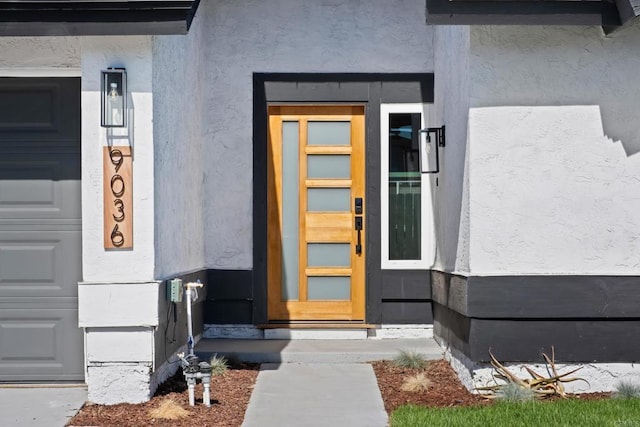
466;25;640;274
81;37;156;282
0;37;80;72
433;26;471;274
198;0;435;269
152;8;206;279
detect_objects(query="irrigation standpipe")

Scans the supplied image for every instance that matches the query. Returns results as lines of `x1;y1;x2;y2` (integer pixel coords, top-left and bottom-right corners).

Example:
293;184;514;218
176;280;213;407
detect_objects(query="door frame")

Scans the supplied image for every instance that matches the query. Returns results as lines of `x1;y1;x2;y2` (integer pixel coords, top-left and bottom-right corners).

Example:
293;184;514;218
253;73;435;325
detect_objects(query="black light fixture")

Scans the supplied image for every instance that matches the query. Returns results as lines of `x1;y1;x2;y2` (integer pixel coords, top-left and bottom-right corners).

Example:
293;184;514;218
419;126;445;174
101;68;127;128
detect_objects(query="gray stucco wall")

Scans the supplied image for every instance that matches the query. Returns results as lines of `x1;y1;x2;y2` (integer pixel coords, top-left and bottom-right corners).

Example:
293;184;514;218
198;0;435;270
433;26;470;274
152;13;206;279
465;24;640;274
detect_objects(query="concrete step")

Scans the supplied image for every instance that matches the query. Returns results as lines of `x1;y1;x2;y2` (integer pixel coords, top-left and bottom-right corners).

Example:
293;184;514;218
195;338;443;364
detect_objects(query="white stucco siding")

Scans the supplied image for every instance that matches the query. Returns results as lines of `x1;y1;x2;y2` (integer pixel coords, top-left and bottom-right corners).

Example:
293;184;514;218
198;0;435;269
466;25;640;275
0;37;80;74
152;8;206;279
433;26;471;274
81;37;156;282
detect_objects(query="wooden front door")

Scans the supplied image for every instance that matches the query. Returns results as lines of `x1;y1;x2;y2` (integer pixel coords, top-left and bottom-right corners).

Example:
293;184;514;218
267;105;365;321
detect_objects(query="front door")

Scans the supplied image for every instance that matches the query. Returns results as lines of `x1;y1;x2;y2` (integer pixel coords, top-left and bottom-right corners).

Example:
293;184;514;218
267;105;365;321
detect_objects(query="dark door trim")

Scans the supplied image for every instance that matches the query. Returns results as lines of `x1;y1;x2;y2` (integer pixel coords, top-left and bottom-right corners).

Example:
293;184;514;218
252;73;434;325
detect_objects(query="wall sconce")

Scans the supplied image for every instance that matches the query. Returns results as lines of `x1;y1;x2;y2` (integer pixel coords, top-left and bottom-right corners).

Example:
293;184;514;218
419;126;445;174
101;68;127;128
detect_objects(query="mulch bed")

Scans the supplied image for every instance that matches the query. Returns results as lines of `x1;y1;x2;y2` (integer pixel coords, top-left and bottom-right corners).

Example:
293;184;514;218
68;358;614;426
67;363;260;427
372;359;488;413
372;359;613;414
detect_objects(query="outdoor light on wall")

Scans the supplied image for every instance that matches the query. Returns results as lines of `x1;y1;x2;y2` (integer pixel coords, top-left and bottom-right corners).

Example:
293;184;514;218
101;68;127;128
418;126;445;174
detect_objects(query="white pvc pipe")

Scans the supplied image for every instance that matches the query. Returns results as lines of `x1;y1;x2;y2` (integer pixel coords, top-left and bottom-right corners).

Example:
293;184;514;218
188;383;195;407
203;383;211;407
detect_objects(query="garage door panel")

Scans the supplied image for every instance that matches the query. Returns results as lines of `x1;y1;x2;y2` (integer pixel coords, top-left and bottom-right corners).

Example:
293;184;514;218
0;307;83;381
0;154;81;220
0;230;81;297
0;77;82;382
0;78;80;143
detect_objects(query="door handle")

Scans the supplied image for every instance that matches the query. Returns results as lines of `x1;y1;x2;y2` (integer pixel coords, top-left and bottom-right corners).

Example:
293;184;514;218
355;216;363;255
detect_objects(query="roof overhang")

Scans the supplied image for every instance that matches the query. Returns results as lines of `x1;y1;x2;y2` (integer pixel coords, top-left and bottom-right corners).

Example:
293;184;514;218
426;0;623;28
0;0;200;36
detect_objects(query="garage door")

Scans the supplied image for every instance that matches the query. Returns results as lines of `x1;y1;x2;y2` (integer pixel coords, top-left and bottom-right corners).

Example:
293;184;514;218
0;77;83;382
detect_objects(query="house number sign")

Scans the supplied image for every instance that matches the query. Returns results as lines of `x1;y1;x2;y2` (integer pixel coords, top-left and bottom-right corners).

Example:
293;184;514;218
103;146;133;249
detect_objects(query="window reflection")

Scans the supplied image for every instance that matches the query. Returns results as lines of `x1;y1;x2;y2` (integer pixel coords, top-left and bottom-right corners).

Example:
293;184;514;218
389;113;421;260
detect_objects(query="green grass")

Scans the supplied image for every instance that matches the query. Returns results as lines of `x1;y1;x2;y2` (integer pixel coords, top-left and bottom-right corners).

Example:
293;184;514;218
390;399;640;427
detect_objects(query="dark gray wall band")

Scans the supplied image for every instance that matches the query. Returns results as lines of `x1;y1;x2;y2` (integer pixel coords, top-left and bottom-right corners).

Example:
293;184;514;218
156;269;206;368
434;302;640;362
432;270;640;318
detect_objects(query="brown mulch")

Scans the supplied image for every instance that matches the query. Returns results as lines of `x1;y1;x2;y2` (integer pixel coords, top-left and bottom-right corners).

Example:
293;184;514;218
68;358;614;426
372;359;613;414
67;362;260;427
372;359;488;413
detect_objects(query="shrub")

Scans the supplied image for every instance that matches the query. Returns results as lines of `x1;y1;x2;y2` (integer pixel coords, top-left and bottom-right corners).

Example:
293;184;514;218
613;381;640;399
148;398;190;420
495;382;535;403
393;350;427;369
209;354;229;376
401;373;432;393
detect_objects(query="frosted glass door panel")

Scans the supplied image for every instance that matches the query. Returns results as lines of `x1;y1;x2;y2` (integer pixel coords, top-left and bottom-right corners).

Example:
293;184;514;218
281;121;299;300
307;243;351;267
307;188;350;212
307;155;350;179
308;276;351;300
308;122;351;146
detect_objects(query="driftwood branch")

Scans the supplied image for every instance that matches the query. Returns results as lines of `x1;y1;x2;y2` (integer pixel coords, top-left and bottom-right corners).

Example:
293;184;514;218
476;347;589;399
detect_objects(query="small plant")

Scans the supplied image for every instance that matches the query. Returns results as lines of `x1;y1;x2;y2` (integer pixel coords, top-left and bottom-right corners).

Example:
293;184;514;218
393;350;427;369
495;382;535;402
613;381;640;399
401;373;432;392
148;398;190;420
209;354;229;376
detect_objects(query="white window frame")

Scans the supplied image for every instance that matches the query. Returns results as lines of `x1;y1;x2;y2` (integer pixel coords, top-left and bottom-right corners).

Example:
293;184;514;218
380;103;436;269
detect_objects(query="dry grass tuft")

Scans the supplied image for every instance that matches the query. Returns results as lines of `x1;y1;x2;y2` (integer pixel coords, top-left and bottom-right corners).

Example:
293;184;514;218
401;373;432;393
148;398;190;420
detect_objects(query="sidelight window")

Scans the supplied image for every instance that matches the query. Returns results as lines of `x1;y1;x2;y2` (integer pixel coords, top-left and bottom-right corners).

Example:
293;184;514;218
380;104;436;269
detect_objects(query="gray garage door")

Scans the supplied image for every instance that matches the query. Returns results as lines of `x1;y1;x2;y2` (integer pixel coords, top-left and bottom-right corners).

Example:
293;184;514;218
0;77;83;382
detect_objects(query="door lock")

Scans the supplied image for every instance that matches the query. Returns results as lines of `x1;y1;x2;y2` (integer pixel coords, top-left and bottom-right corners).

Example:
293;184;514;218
355;197;363;215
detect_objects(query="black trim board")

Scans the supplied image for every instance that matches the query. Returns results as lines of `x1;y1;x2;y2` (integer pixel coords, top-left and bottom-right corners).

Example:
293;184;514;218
253;73;434;325
156;269;206;368
0;0;200;36
432;271;640;318
205;269;253;325
426;0;622;26
433;271;640;362
434;303;640;362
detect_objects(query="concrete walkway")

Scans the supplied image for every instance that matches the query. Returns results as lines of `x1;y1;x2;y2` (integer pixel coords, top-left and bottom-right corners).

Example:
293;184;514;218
0;385;87;427
243;363;388;427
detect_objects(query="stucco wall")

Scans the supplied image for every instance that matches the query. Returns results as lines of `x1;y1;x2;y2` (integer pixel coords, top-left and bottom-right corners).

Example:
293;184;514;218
466;25;640;275
81;36;156;282
433;26;471;274
0;37;80;73
152;8;206;279
197;0;435;269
